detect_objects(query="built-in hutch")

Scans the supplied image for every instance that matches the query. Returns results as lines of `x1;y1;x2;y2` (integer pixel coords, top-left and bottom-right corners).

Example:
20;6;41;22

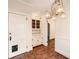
32;19;42;47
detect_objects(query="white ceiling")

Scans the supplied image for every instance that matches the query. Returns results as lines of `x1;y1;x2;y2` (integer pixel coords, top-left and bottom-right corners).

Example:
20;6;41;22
8;0;55;14
19;0;54;10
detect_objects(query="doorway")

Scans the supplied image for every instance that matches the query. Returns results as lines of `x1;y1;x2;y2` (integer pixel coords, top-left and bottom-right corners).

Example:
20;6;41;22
48;23;50;42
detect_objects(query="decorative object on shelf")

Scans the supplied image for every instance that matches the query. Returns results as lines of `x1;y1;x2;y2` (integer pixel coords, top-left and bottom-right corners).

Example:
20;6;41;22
46;0;65;19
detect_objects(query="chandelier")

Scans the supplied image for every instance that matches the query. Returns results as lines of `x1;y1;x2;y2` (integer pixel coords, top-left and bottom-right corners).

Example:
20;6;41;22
46;0;65;19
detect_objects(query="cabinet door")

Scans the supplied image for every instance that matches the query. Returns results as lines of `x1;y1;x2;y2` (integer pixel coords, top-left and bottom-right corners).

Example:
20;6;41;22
32;34;42;47
9;13;27;58
32;39;37;47
36;34;42;45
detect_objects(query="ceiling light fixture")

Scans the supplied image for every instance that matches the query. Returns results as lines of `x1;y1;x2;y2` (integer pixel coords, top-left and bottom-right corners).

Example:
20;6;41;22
46;0;65;19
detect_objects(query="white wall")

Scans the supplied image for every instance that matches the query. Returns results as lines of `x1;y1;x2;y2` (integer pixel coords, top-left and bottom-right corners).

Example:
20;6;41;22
55;0;70;58
9;13;32;58
55;17;70;58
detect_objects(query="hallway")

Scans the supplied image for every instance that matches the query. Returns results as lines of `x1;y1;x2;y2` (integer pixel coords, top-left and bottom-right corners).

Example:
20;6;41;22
10;39;68;59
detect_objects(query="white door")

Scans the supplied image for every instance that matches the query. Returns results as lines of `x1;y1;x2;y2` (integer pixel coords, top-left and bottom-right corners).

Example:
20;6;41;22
9;13;27;58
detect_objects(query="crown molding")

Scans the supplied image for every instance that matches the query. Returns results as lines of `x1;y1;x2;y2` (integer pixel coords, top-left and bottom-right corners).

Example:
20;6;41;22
17;0;40;11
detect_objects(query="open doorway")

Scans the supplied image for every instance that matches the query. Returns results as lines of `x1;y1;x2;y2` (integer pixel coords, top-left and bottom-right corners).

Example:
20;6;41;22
48;23;50;43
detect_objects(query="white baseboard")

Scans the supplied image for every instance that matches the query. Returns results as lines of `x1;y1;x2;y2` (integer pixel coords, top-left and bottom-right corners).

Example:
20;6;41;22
43;42;48;46
55;49;70;58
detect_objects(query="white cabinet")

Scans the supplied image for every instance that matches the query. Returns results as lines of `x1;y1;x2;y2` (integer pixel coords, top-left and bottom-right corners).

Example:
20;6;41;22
32;20;42;47
32;34;42;47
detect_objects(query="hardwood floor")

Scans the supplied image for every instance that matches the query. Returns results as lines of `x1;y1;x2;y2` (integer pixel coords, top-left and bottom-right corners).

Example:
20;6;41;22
10;39;69;59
